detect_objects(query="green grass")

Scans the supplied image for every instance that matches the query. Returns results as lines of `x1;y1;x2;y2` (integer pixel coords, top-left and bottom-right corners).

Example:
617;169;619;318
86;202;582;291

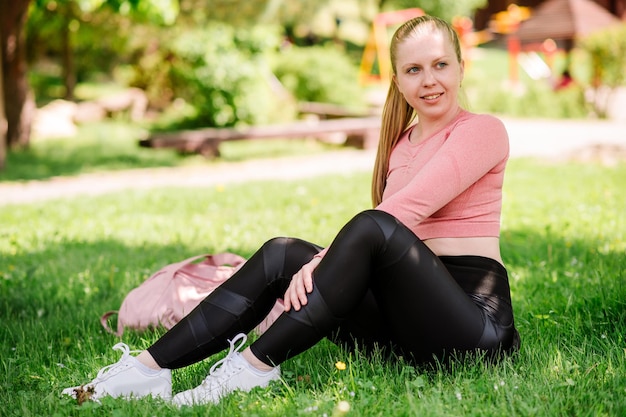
1;157;625;416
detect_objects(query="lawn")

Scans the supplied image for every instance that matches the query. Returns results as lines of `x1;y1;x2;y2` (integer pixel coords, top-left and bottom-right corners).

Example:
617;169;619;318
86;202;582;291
1;155;624;416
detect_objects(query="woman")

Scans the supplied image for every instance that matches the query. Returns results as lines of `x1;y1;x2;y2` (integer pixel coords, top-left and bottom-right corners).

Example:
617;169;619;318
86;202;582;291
62;15;519;406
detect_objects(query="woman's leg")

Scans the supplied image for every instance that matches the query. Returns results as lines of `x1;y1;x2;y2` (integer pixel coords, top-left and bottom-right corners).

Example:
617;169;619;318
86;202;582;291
251;210;514;365
148;237;321;369
62;237;320;402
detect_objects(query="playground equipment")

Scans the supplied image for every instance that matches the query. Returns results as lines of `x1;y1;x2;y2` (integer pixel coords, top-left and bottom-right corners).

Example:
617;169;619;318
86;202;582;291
358;8;425;85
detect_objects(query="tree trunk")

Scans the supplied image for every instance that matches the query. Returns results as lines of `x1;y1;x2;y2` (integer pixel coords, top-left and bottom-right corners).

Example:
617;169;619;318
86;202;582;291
0;0;35;149
0;39;6;171
61;10;76;99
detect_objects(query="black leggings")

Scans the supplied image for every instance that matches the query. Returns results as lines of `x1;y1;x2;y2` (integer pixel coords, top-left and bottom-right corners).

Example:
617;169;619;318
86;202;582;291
148;210;518;368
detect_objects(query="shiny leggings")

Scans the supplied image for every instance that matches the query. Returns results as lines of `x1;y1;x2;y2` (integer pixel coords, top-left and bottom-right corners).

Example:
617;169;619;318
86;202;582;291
148;210;518;368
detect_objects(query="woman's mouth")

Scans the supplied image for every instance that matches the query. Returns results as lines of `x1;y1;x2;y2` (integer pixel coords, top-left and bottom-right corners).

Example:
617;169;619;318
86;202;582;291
422;93;443;100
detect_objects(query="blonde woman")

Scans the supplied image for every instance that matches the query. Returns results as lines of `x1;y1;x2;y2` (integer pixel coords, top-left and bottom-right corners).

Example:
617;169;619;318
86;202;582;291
63;15;519;406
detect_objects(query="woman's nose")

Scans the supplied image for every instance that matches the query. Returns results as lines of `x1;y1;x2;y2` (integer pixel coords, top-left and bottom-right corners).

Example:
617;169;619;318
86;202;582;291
422;70;436;86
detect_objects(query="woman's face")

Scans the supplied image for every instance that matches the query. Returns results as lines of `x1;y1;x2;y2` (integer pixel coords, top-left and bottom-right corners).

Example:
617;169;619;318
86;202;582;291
393;28;464;123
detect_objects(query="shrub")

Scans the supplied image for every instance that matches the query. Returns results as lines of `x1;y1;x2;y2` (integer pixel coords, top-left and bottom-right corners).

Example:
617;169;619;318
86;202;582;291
580;23;626;88
578;23;626;117
463;47;588;118
271;44;366;109
163;24;295;128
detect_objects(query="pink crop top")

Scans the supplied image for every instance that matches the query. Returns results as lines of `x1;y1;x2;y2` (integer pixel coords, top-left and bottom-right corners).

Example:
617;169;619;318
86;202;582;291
376;110;509;240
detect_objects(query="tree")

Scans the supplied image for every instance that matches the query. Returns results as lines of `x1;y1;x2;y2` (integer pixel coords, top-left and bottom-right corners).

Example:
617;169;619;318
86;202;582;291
1;0;35;162
0;0;179;171
28;0;180;99
0;39;6;171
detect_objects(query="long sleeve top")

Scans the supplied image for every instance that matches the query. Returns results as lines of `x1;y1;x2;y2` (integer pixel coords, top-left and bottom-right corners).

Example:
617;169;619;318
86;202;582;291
376;110;509;240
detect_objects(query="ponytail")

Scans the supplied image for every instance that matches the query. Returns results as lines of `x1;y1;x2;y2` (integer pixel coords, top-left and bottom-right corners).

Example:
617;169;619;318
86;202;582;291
371;82;414;206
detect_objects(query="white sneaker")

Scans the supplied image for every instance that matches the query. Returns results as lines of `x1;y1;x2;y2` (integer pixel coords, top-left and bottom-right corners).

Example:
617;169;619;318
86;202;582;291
61;343;171;401
172;333;280;406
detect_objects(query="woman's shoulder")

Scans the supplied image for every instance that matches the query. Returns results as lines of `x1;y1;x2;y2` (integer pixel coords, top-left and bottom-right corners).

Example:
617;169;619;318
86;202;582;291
455;111;508;140
457;110;506;129
452;111;509;152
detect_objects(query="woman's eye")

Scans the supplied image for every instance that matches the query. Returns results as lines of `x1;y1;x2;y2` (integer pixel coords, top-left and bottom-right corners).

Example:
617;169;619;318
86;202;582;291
407;67;420;73
436;62;448;69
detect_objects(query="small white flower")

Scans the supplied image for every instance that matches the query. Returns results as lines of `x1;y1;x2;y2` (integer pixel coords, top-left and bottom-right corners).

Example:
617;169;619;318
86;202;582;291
455;391;462;401
337;401;350;412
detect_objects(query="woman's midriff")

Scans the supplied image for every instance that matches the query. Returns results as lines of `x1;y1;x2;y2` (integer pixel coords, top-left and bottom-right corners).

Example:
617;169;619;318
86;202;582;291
424;237;504;266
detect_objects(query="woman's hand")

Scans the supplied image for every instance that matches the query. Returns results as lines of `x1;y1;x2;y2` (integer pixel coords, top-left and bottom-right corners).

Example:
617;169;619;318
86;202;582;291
284;255;323;312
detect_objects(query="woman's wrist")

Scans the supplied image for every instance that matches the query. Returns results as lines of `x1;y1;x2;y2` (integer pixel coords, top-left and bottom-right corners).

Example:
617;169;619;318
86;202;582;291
313;247;328;261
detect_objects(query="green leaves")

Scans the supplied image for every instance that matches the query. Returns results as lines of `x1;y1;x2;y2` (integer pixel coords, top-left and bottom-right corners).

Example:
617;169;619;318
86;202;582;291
580;24;626;88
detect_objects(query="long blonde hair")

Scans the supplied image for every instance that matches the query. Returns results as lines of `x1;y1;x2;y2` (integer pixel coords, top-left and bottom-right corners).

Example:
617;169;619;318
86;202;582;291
371;15;463;206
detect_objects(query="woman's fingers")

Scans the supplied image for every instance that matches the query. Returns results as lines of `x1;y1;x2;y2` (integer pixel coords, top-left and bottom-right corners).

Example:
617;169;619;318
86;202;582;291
284;273;307;311
284;256;322;312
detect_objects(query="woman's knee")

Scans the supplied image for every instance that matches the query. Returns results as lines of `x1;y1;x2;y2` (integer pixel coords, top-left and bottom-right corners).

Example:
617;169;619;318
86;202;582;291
341;210;403;245
260;237;291;255
259;237;320;278
261;237;319;258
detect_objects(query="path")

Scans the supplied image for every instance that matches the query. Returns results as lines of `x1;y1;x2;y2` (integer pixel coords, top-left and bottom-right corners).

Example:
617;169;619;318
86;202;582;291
1;117;624;206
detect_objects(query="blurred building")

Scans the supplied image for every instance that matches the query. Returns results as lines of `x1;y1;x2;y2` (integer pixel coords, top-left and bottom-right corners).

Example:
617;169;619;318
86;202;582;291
474;0;625;30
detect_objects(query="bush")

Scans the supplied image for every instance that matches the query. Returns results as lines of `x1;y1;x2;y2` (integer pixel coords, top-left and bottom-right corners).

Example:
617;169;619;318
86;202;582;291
271;44;366;108
466;81;587;118
580;24;626;88
578;23;626;118
160;24;295;128
464;47;588;118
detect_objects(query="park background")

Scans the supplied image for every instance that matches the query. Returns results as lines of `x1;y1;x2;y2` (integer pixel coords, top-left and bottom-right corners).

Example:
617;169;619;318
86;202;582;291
1;0;625;416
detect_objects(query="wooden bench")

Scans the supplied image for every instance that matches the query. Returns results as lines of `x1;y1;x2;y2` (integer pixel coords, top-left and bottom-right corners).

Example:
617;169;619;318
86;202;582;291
297;101;376;119
139;116;381;157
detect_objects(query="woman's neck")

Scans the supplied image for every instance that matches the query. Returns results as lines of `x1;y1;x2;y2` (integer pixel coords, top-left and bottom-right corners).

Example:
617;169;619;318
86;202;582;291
411;107;463;144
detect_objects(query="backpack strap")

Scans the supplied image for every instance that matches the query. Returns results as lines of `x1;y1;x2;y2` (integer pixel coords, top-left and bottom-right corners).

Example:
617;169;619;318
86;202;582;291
100;310;122;336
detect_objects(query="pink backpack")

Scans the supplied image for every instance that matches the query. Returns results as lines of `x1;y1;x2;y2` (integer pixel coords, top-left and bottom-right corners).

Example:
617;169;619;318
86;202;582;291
101;253;284;336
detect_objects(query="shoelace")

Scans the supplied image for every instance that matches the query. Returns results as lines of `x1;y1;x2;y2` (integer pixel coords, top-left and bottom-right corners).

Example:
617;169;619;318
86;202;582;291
200;333;248;388
92;343;138;383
